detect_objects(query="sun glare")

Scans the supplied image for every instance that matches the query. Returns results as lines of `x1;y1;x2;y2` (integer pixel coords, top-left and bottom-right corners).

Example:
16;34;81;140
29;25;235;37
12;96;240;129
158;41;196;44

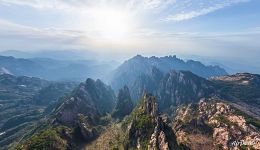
91;8;134;42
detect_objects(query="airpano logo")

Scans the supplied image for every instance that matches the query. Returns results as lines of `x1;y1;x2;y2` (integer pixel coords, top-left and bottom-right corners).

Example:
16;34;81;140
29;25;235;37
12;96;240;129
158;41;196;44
230;138;260;147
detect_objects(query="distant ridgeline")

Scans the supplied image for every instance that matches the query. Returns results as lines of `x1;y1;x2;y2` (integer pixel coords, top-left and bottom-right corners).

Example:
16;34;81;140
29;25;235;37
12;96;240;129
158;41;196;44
0;55;116;81
0;54;259;150
110;55;227;102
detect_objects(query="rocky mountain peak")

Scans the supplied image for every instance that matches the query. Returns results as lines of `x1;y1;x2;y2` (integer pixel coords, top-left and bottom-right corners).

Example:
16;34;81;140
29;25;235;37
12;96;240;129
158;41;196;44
212;72;260;87
112;85;133;119
157;70;215;110
123;94;179;150
142;93;158;117
118;85;131;102
55;78;115;125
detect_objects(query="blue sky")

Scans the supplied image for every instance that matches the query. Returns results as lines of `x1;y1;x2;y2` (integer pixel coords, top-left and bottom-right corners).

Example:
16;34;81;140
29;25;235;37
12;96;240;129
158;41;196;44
0;0;259;68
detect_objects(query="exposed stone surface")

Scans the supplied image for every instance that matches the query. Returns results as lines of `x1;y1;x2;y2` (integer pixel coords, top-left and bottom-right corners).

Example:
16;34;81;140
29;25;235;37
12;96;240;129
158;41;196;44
148;117;170;150
157;70;215;110
77;114;97;141
173;99;260;150
124;93;179;150
112;85;134;119
111;55;227;96
55;78;116;125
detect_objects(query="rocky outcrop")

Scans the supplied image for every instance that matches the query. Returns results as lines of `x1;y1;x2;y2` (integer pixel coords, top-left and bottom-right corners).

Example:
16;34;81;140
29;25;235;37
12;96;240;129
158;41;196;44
76;114;97;141
149;117;170;150
130;67;163;102
173;99;260;150
157;70;215;110
211;73;260;106
55;78;116;125
141;93;158;117
112;85;134;119
124;93;179;150
110;55;227;93
211;73;260;87
130;69;216;111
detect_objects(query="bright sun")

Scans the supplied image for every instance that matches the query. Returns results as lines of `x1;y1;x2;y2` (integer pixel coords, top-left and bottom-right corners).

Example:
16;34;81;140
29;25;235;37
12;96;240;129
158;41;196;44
91;8;134;42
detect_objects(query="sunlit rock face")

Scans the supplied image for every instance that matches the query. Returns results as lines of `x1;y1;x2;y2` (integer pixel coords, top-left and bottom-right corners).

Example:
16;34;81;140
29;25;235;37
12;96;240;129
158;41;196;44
124;93;179;150
55;78;116;125
173;99;260;150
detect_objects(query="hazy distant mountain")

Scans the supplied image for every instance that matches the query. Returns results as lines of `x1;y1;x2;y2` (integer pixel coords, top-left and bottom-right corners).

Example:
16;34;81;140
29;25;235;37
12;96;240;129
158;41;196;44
110;54;227;93
0;56;45;77
0;55;117;81
0;50;95;60
0;50;32;58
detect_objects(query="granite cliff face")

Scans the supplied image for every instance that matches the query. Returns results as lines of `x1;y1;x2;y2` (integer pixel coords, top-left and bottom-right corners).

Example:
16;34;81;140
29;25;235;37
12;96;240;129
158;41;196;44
55;78;116;125
123;93;180;150
157;70;215;110
173;99;260;150
130;67;163;102
112;85;134;119
111;55;227;93
129;69;216;110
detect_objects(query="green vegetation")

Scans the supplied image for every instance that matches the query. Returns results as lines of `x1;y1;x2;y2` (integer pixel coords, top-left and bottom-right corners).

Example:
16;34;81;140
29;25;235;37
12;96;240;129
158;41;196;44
214;81;260;106
233;108;260;129
213;115;236;127
16;128;67;150
135;114;152;129
121;95;157;149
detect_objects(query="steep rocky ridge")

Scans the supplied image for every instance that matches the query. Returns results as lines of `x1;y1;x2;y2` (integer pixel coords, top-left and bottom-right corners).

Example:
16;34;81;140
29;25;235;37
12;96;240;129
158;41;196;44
122;93;180;150
173;98;260;150
157;70;215;110
111;55;227;93
130;67;163;102
16;78;117;150
55;78;116;125
112;85;134;119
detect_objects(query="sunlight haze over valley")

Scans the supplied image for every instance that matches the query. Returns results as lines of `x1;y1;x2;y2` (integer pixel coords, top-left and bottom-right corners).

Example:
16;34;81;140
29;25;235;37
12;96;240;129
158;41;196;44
0;0;260;150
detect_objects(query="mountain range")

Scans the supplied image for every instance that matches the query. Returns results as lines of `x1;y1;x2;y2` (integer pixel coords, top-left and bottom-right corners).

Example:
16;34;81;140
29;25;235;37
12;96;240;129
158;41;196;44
0;55;118;81
110;55;227;95
0;54;259;150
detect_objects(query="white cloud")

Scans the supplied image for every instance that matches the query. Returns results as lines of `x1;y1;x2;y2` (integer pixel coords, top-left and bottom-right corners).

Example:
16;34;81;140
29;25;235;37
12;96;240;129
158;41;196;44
0;0;256;56
0;19;88;50
0;0;156;12
165;0;250;21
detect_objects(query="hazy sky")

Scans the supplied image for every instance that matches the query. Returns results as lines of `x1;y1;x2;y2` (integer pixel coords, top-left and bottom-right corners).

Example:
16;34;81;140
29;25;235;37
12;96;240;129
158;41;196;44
0;0;260;62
